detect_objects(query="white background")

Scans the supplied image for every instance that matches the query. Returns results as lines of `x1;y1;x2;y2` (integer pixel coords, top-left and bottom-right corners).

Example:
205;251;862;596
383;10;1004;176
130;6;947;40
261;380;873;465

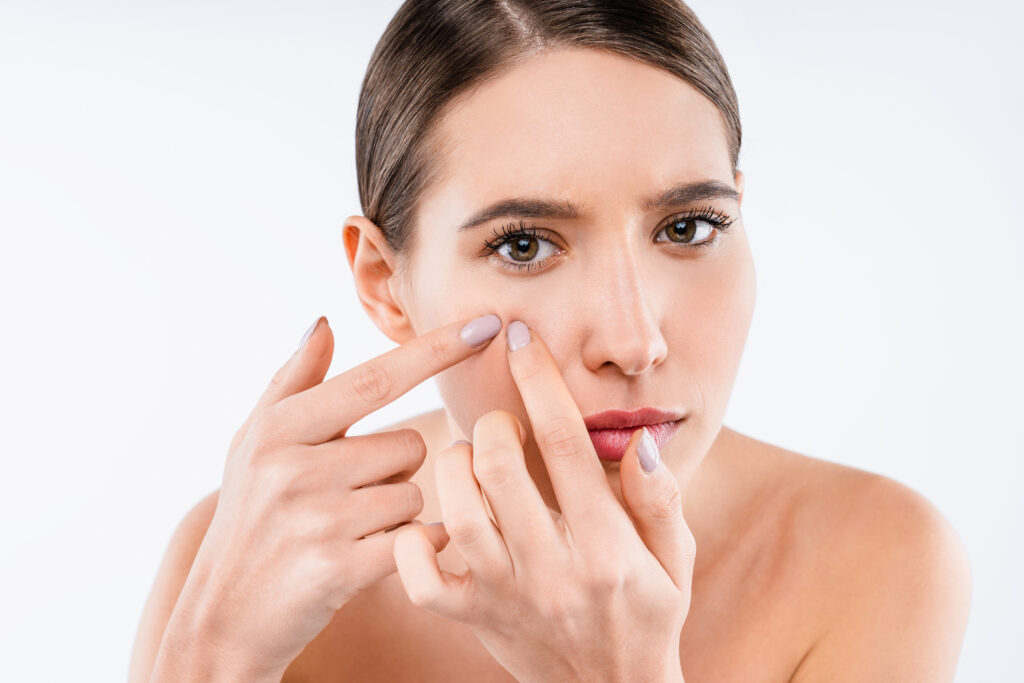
1;1;1020;680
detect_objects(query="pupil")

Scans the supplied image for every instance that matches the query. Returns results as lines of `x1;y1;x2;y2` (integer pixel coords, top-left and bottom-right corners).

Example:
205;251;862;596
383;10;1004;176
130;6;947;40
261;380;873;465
512;238;537;260
673;220;696;241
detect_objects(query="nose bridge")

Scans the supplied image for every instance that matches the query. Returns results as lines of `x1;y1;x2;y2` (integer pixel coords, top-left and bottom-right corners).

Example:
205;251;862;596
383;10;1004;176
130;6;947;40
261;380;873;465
580;227;667;375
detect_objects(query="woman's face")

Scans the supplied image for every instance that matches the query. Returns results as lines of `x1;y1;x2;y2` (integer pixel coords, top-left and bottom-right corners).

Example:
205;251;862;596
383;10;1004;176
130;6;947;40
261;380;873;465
394;47;755;509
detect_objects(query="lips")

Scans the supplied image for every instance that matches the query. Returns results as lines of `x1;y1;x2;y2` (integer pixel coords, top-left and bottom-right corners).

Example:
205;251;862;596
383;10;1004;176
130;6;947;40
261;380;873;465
583;407;686;462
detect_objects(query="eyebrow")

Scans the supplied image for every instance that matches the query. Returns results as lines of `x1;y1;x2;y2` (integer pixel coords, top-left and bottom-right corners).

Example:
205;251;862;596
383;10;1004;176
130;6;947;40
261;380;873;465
456;179;740;233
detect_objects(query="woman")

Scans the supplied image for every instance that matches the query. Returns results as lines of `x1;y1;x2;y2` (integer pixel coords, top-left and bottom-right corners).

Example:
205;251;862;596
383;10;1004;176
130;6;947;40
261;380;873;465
131;1;972;681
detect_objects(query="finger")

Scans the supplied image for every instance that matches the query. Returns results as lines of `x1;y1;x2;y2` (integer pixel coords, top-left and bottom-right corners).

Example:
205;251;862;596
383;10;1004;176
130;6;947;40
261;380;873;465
435;439;513;585
270;313;502;445
316;428;427;489
504;320;624;535
393;523;471;620
471;410;561;567
348;481;425;540
349;520;451;598
619;427;696;589
229;315;333;454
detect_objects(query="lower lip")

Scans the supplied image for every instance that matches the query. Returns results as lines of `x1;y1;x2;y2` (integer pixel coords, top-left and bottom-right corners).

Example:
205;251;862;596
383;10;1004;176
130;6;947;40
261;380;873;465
587;419;684;462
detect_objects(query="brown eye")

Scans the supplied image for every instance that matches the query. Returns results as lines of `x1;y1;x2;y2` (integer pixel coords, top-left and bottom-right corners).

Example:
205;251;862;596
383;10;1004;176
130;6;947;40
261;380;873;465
662;217;714;244
507;236;539;262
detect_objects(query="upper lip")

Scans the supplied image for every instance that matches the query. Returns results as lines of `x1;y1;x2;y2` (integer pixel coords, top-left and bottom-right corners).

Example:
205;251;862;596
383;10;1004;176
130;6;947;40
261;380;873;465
583;407;686;430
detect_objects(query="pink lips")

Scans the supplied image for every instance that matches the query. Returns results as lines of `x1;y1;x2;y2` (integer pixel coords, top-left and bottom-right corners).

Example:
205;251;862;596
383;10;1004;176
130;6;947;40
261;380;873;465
583;407;686;462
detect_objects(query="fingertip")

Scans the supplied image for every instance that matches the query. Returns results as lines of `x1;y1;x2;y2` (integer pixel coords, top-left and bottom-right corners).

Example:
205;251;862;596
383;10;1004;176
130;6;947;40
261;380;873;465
460;313;502;348
296;315;326;353
637;426;661;475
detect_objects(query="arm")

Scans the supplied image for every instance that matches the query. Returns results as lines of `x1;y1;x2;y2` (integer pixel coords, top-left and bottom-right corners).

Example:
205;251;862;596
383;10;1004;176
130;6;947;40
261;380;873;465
789;475;972;682
128;488;261;682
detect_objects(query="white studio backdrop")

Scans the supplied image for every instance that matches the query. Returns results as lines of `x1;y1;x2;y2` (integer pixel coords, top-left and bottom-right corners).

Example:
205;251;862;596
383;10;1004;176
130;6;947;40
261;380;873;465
0;1;1020;680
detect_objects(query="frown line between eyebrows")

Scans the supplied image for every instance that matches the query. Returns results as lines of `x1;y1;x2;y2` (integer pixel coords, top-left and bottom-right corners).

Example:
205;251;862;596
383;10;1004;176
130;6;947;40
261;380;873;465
456;179;740;233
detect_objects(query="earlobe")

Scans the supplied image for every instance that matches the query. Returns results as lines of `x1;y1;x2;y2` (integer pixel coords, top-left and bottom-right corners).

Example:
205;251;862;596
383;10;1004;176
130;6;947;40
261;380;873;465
343;215;416;344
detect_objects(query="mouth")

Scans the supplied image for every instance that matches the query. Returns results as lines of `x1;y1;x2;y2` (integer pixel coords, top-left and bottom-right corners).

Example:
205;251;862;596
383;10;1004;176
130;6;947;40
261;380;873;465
584;407;686;462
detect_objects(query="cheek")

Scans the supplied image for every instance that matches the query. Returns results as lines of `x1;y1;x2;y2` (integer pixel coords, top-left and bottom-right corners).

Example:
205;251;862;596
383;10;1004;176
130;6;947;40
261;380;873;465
680;238;756;419
434;341;515;438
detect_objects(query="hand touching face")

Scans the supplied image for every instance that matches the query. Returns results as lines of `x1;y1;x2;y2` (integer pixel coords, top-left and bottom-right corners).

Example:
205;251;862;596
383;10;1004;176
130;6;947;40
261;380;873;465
394;320;694;683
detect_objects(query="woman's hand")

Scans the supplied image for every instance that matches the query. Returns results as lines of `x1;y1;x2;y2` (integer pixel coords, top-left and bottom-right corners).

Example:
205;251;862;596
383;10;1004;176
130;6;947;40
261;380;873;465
163;314;502;680
393;320;694;683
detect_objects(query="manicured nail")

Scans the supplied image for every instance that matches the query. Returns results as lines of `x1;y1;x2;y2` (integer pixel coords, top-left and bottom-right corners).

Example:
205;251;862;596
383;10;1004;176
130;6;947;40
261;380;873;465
507;320;531;351
638;426;661;474
460;314;502;347
447;439;471;448
297;316;324;352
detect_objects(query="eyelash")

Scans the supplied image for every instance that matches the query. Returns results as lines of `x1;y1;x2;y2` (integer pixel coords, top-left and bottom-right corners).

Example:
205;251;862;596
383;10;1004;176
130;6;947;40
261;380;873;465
480;206;738;273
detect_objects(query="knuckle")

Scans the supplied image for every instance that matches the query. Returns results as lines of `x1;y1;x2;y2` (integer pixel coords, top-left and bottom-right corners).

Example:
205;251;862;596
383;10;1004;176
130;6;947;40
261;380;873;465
649;480;684;521
404;576;439;609
476;408;515;431
252;453;301;501
348;363;393;407
396;428;427;468
473;447;520;488
445;516;486;549
475;409;523;444
268;365;288;389
246;406;288;452
424;332;451;365
581;563;627;594
395;481;424;516
539;420;585;459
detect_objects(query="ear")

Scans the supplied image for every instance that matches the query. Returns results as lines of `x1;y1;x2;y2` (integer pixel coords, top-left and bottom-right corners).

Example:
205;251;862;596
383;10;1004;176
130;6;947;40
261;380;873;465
734;169;745;208
343;215;416;345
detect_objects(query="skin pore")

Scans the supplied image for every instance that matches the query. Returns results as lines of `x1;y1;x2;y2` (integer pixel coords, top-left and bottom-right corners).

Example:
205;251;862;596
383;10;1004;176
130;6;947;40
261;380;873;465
350;46;755;544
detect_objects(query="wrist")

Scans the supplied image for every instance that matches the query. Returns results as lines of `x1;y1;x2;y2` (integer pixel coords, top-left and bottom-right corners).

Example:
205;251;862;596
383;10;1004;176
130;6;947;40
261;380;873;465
150;589;286;683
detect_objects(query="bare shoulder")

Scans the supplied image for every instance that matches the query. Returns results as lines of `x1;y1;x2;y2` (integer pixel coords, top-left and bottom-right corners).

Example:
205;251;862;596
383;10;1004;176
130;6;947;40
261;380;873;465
734;432;972;681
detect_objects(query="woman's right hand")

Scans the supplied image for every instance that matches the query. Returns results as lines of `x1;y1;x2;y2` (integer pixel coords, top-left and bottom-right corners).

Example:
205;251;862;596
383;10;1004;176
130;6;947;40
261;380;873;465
165;313;503;680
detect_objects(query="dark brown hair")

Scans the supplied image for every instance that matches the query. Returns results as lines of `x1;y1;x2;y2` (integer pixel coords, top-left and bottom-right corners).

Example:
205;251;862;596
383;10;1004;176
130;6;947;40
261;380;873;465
356;0;741;262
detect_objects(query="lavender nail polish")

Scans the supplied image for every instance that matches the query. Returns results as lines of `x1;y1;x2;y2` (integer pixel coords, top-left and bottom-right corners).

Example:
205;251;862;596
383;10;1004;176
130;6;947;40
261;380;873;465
638;426;661;474
460;314;502;347
297;316;322;352
507;320;531;351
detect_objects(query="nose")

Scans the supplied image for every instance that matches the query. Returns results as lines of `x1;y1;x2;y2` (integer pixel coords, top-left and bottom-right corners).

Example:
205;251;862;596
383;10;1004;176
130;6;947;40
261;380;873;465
578;245;668;376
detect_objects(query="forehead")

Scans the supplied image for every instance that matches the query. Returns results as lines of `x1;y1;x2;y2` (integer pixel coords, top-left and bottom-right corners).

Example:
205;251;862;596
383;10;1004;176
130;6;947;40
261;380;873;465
420;47;733;221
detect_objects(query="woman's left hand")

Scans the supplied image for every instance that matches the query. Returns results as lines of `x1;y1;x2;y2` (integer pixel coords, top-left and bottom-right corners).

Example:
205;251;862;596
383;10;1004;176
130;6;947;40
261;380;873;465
393;320;695;683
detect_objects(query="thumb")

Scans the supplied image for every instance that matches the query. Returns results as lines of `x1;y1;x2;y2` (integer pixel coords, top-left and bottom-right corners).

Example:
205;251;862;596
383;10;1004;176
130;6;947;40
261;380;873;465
619;426;696;590
229;315;334;453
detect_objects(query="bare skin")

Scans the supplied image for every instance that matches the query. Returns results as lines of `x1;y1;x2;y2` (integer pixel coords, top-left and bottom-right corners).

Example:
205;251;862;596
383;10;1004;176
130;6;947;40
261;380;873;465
130;46;971;682
281;407;967;683
280;409;807;682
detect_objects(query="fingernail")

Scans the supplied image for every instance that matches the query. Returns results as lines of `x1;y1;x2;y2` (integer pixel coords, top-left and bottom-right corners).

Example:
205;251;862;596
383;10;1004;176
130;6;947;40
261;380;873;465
425;521;445;526
297;316;323;352
460;314;502;347
507;320;531;351
446;439;471;448
638;426;661;474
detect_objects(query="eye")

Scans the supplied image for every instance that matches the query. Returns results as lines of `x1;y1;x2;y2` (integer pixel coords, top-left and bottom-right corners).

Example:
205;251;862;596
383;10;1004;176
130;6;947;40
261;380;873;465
654;207;736;250
481;220;564;273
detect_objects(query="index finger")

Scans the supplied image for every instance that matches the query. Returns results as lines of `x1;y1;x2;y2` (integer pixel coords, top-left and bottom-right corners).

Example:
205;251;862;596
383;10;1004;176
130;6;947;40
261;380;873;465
271;313;502;444
504;320;625;535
